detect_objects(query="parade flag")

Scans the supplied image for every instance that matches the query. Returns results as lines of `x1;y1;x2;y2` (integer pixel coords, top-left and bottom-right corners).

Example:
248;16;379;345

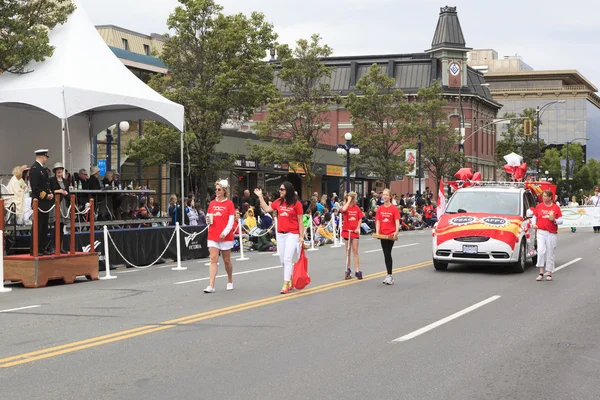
437;177;446;218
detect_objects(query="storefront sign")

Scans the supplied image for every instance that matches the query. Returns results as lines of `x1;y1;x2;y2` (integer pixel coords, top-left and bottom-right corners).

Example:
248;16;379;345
234;157;257;170
289;162;305;174
326;165;343;177
273;163;289;172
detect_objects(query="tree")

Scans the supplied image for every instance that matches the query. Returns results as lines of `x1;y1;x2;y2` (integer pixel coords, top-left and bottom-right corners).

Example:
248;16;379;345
345;64;414;187
126;0;277;207
416;80;464;196
0;0;75;74
495;108;542;171
251;34;334;195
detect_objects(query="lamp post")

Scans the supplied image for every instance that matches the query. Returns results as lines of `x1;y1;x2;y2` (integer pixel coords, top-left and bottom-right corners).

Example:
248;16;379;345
336;132;360;193
565;137;589;196
536;100;566;174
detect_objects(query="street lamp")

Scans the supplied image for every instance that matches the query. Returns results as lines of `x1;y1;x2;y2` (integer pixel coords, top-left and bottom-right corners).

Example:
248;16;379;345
565;137;589;196
337;132;360;193
536;100;566;173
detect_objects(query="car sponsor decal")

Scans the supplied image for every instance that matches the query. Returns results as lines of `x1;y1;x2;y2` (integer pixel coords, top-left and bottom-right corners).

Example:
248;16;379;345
436;213;523;249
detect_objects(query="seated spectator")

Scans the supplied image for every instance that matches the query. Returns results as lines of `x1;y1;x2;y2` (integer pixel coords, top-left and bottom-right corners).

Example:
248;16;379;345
137;199;150;219
244;207;257;230
315;220;335;245
102;171;114;188
313;211;321;227
185;198;200;226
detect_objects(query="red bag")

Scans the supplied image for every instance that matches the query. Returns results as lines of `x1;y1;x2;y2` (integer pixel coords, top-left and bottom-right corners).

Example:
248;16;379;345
292;248;311;290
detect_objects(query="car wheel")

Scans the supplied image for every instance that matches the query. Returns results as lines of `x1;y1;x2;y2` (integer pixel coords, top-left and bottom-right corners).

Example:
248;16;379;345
511;241;526;273
433;259;448;271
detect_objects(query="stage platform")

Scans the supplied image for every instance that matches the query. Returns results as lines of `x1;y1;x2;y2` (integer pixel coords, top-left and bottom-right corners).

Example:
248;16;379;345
3;252;98;288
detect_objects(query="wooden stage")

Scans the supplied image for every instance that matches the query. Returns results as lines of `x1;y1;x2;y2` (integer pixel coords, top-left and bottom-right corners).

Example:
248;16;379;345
3;252;99;288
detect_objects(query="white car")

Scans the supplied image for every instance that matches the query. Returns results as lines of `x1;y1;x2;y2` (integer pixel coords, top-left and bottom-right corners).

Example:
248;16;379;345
432;184;538;273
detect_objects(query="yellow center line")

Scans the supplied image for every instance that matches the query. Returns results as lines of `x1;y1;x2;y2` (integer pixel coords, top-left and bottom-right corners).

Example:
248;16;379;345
0;260;431;368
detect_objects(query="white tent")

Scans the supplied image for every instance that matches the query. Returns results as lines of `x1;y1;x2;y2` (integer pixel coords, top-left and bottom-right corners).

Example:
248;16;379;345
0;0;185;198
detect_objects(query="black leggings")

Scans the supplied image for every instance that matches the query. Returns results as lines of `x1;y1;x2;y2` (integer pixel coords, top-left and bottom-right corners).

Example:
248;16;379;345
380;239;394;274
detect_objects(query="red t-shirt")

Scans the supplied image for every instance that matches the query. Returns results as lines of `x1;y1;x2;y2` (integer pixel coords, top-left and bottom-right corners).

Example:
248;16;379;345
342;205;364;239
207;199;236;241
534;202;562;234
376;204;400;236
424;205;434;219
272;198;303;234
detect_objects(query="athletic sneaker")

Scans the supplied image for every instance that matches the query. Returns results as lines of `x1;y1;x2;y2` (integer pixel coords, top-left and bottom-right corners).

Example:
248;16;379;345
387;275;395;285
355;271;363;280
203;286;215;293
226;282;233;291
281;282;291;294
383;275;394;285
345;268;352;280
287;280;294;291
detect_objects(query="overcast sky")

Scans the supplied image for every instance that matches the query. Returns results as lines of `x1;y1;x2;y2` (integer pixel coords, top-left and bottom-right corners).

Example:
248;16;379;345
80;0;600;89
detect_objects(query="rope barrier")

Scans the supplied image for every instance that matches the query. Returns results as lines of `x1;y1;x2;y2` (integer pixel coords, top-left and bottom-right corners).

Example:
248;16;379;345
240;221;275;237
106;227;177;269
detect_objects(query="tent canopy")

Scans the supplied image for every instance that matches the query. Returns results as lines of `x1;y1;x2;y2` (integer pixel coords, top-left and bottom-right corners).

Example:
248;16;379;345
0;0;184;133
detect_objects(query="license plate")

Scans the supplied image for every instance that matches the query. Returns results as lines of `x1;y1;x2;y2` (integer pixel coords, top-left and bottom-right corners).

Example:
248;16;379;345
463;245;478;254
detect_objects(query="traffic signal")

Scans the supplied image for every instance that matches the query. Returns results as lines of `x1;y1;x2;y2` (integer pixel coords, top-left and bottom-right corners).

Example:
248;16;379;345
523;119;533;136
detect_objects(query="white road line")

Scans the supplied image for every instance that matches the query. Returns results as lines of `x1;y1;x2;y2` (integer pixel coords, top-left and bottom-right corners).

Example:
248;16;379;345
364;243;419;254
554;258;581;273
116;269;141;274
0;305;42;313
174;265;282;285
391;295;501;343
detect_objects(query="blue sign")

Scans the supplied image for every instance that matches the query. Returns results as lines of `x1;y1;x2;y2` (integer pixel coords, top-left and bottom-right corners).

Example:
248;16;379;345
97;159;107;177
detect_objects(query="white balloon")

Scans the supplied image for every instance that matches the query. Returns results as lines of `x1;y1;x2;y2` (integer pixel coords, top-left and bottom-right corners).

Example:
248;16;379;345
503;152;523;167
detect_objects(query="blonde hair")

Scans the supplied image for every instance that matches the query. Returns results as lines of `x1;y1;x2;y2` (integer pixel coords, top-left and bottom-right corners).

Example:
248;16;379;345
344;191;358;203
104;171;114;181
215;181;228;198
382;188;392;197
12;165;25;179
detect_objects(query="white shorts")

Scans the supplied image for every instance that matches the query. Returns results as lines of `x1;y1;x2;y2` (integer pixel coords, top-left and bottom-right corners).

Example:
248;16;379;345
207;240;234;251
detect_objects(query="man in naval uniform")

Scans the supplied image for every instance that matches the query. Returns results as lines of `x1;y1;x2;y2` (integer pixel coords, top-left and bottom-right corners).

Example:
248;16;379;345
30;149;54;256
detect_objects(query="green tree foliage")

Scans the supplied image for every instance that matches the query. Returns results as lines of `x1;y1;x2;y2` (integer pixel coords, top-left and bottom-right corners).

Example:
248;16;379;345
251;34;335;194
0;0;75;74
345;64;415;187
416;81;464;196
495;109;542;171
126;0;277;206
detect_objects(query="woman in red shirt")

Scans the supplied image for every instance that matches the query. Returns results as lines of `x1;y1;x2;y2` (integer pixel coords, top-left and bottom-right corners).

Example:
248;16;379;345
341;192;364;280
255;181;304;294
376;188;401;285
532;189;563;281
204;180;236;293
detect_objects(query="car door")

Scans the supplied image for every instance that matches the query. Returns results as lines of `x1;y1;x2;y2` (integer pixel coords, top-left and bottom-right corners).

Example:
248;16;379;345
522;192;536;257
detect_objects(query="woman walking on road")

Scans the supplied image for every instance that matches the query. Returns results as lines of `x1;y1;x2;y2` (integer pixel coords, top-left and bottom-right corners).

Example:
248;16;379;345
341;192;363;280
204;180;236;293
532;190;563;281
255;182;304;294
376;189;400;285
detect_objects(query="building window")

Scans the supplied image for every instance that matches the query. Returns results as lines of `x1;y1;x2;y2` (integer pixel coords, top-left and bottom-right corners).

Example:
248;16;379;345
144;44;150;56
122;38;129;51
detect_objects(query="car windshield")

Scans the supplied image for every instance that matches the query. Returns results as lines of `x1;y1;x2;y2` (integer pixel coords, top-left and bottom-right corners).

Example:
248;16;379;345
445;191;521;216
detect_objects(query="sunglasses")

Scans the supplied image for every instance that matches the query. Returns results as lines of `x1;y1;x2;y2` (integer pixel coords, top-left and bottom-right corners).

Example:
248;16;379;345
215;188;223;191
279;188;286;191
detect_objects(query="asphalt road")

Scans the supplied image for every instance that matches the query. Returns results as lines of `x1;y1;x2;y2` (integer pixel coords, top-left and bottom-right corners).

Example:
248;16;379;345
1;228;599;400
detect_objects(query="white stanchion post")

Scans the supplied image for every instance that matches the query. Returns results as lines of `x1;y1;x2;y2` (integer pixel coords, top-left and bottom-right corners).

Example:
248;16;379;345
307;221;319;252
172;222;187;270
331;214;342;248
1;230;12;293
100;226;117;280
272;217;280;257
237;222;249;261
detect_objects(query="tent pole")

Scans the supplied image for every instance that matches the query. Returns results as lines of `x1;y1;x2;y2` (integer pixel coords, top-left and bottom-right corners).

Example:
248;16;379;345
180;129;185;226
62;119;66;168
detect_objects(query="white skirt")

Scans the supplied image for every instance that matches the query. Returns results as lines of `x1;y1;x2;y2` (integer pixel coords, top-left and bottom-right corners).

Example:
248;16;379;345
207;240;234;251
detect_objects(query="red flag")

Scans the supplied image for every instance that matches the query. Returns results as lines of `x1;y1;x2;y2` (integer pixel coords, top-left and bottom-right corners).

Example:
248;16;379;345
437;177;446;218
